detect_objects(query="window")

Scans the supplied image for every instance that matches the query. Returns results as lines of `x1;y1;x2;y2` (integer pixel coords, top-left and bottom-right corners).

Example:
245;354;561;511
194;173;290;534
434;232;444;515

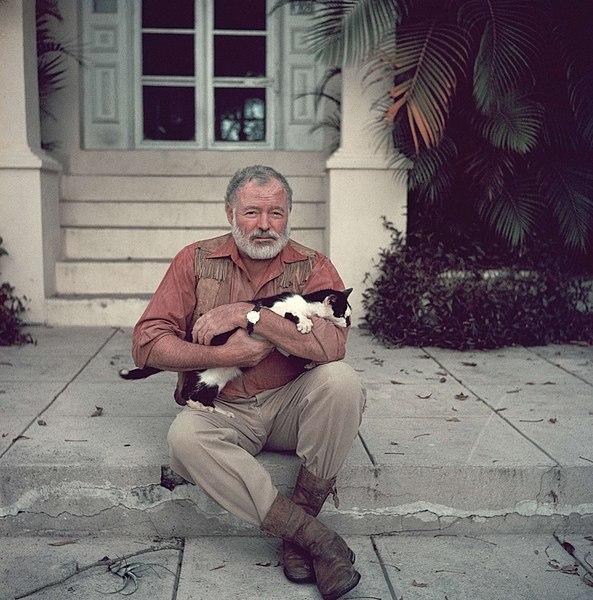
137;0;274;148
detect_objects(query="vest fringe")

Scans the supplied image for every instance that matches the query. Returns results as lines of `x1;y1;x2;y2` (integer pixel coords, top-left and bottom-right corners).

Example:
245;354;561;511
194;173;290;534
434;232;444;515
277;255;316;288
195;247;229;282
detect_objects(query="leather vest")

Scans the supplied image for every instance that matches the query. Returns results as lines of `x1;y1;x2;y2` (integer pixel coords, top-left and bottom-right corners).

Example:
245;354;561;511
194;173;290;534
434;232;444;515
174;234;317;403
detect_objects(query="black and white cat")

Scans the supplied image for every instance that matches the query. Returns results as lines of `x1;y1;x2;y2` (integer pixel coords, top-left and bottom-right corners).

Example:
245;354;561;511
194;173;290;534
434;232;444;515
119;288;352;415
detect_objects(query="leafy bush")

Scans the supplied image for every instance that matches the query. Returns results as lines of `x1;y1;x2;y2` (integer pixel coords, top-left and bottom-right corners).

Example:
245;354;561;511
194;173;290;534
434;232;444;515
362;220;593;349
0;238;34;346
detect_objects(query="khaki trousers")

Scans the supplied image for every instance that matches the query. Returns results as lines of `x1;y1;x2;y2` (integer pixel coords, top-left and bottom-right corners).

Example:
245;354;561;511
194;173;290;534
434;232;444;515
167;361;367;526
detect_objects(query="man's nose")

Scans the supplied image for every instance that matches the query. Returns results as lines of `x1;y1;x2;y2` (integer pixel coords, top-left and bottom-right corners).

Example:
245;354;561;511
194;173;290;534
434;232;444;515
258;213;269;230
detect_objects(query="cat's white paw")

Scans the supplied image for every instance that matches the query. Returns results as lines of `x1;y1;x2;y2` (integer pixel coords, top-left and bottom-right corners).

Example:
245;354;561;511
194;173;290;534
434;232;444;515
297;318;313;333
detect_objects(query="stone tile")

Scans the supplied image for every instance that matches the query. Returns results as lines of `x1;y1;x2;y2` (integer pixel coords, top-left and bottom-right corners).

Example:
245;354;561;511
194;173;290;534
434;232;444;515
176;535;391;600
362;380;491;418
0;327;114;382
0;535;180;600
375;533;593;599
360;413;552;467
529;344;593;385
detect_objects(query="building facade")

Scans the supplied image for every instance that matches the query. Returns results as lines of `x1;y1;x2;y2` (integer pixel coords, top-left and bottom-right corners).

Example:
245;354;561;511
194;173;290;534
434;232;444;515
0;0;408;326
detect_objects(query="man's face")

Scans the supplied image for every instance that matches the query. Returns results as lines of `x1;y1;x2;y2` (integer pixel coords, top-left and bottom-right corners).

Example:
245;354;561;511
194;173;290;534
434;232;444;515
227;178;291;260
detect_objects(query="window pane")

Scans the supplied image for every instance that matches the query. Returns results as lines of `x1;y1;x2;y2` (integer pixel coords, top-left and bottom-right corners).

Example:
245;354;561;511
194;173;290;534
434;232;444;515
142;0;194;28
214;0;266;31
143;86;195;141
215;88;265;142
142;33;194;76
214;35;266;78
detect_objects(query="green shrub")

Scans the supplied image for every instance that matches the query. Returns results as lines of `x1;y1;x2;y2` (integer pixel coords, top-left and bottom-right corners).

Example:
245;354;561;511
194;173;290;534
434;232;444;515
362;220;593;349
0;237;34;346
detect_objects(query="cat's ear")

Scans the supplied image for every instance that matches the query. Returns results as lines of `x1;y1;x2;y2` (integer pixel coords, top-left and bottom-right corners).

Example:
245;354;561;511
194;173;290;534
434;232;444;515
323;294;337;305
343;288;353;298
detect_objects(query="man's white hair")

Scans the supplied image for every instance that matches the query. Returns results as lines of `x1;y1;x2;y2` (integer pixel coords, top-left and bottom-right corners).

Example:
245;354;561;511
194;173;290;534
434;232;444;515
225;165;293;210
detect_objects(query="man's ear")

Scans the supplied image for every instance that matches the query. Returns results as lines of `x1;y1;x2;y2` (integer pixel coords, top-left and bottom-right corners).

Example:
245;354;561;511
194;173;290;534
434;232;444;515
226;204;233;226
343;288;353;298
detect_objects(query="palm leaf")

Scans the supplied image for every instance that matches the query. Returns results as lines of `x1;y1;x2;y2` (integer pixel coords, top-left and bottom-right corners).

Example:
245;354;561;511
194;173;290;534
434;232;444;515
458;0;539;112
476;92;542;153
477;179;540;247
408;136;457;190
464;150;515;202
271;0;403;65
539;165;593;251
385;19;469;153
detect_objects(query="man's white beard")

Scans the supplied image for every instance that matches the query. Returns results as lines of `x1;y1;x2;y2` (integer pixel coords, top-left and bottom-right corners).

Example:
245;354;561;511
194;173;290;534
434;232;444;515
231;214;291;260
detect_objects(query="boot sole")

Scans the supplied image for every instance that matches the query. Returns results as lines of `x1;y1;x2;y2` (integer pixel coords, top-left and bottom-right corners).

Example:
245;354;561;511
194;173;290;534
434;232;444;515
283;549;356;584
321;569;361;600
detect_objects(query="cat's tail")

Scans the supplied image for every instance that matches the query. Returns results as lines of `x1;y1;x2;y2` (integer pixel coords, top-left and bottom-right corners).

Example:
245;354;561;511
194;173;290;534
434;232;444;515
119;366;162;380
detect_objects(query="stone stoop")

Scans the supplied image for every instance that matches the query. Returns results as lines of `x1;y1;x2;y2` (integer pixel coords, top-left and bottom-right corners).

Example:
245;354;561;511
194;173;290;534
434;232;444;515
46;151;328;326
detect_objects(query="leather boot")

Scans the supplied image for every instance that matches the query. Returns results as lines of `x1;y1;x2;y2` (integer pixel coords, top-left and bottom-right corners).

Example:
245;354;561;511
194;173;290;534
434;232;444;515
282;465;345;583
261;491;361;600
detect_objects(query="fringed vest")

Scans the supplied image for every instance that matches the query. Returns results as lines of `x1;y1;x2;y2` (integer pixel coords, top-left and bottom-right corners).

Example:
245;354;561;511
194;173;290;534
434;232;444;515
174;234;317;403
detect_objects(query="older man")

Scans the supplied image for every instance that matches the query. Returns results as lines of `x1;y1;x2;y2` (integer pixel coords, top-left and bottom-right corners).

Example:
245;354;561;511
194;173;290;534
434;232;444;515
132;165;365;599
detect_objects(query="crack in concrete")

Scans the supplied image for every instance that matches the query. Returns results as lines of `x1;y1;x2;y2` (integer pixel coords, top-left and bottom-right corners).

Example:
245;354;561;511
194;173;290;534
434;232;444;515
13;541;183;599
526;346;593;388
370;534;403;600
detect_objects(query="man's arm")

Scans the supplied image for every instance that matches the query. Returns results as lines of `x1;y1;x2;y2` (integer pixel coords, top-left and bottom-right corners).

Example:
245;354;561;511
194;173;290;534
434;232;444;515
192;255;349;363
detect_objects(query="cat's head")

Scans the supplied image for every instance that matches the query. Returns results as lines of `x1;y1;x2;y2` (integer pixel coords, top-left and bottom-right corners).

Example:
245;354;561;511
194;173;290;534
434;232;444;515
322;288;353;328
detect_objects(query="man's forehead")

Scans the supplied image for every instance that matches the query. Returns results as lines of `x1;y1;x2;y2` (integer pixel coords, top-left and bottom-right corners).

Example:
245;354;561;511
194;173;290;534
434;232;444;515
236;179;288;203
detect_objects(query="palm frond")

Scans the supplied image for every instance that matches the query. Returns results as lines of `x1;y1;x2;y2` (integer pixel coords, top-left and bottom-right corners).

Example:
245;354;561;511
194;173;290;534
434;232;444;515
464;150;515;202
475;92;542;153
539;165;593;251
477;179;541;247
385;19;469;153
458;0;539;112
272;0;403;65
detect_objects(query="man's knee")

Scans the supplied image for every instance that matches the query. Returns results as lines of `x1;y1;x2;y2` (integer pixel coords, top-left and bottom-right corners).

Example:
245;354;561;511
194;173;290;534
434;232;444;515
167;412;238;457
311;361;366;415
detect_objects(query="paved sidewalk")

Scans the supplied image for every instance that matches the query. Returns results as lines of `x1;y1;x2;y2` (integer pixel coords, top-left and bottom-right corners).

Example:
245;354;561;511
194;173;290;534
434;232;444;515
1;326;592;599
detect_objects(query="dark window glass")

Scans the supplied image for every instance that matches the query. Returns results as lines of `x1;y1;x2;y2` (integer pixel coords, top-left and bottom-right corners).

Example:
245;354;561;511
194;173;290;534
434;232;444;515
214;35;266;78
143;86;195;141
214;88;265;142
142;34;194;76
214;0;266;31
142;0;194;29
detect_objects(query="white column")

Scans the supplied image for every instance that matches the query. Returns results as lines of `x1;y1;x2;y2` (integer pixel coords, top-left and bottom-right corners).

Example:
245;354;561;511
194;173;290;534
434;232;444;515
326;64;409;321
0;0;61;324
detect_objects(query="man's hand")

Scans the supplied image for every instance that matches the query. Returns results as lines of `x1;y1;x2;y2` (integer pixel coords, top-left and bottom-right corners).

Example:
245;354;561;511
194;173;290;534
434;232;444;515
219;328;275;368
192;302;253;345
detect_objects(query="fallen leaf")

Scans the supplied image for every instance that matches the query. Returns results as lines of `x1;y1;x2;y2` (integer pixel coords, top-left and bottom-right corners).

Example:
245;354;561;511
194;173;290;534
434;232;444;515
446;417;460;422
413;433;430;439
412;580;429;587
416;393;432;399
65;439;88;442
12;435;30;442
451;406;457;412
124;444;131;447
549;418;557;424
209;564;225;571
519;419;544;422
436;370;447;376
390;380;405;385
506;389;521;394
454;393;468;401
560;541;576;556
390;441;399;445
417;355;430;360
584;535;593;542
525;382;535;385
439;377;447;383
48;539;78;546
542;381;556;385
495;407;508;412
255;561;272;567
1;433;7;437
559;564;579;574
384;451;405;455
461;361;477;367
37;419;46;426
90;406;103;417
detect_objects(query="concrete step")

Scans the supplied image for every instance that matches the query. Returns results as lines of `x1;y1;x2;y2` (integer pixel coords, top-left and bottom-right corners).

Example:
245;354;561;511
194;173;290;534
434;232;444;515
60;200;325;228
46;295;149;327
61;227;325;259
1;328;592;537
67;149;329;176
60;174;325;202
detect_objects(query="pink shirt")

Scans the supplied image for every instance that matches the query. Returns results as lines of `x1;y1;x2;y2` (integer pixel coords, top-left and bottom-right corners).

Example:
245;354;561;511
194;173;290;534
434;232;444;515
132;235;349;399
